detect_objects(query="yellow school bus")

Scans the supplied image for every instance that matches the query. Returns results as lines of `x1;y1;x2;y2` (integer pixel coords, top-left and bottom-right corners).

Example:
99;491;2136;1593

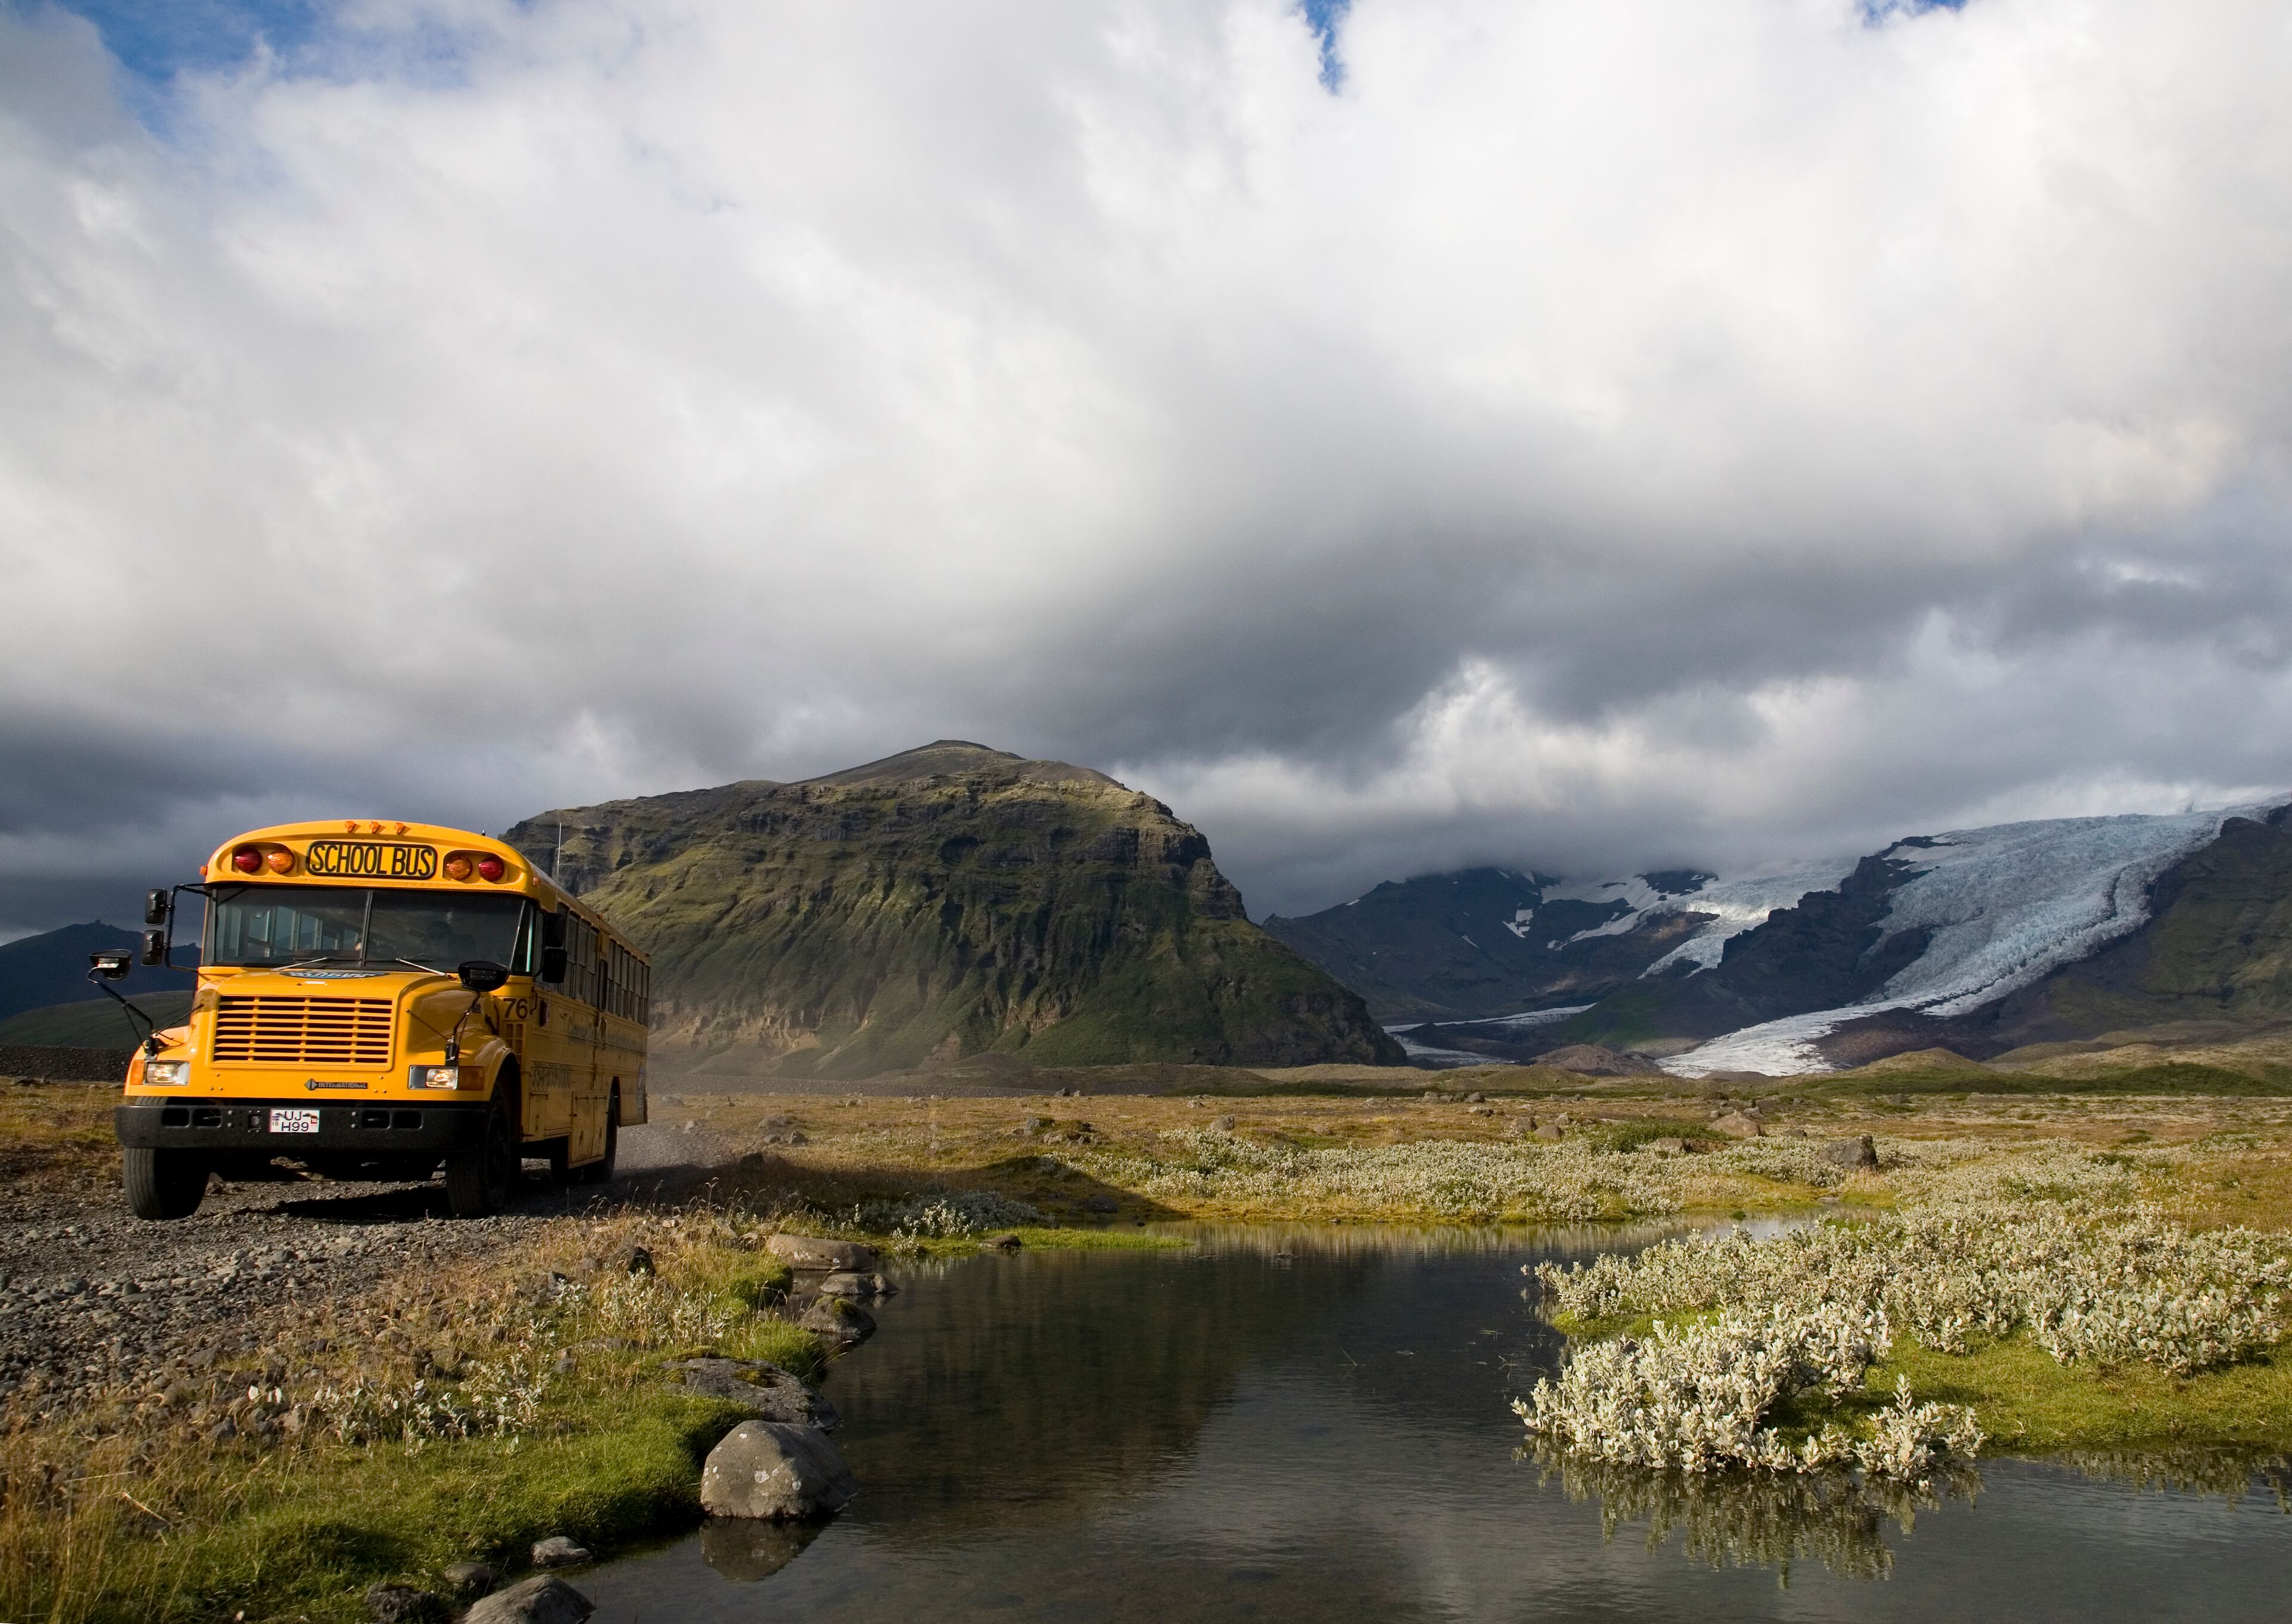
110;820;649;1220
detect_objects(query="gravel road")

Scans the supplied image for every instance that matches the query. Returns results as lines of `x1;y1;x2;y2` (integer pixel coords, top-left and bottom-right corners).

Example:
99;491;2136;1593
0;1123;740;1414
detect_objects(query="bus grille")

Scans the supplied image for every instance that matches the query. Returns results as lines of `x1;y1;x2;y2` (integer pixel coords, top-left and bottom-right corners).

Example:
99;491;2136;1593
212;996;395;1069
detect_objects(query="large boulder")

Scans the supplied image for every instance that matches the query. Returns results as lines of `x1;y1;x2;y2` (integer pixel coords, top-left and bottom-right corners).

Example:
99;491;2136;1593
700;1421;857;1520
1819;1134;1879;1170
669;1358;841;1431
1709;1111;1764;1139
462;1576;594;1624
765;1234;878;1272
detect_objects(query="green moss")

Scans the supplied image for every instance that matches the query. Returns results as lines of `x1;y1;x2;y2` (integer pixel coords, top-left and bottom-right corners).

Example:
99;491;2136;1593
1808;1065;2292;1097
516;748;1403;1079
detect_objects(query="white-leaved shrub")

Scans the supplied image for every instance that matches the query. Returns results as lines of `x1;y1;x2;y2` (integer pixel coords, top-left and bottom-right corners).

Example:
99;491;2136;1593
1534;1206;2289;1377
1513;1305;1978;1480
851;1190;1049;1238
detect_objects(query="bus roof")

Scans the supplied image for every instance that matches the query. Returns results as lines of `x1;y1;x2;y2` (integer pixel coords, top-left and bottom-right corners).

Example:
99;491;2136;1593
201;820;642;959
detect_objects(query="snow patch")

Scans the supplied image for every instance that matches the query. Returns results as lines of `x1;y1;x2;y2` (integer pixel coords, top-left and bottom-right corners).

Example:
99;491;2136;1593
1446;1005;1594;1032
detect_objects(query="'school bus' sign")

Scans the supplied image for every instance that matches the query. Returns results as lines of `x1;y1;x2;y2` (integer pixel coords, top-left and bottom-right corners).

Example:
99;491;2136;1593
303;841;439;880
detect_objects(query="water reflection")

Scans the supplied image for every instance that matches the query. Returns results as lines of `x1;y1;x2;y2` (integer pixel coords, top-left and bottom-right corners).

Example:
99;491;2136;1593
1527;1443;1983;1583
2059;1447;2292;1508
697;1517;820;1582
579;1228;2292;1624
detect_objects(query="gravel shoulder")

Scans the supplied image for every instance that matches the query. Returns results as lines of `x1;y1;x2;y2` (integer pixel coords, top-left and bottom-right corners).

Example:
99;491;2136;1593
0;1102;740;1415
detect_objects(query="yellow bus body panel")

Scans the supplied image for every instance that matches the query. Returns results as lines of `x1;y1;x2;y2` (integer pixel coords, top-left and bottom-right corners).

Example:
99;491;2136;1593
120;820;649;1158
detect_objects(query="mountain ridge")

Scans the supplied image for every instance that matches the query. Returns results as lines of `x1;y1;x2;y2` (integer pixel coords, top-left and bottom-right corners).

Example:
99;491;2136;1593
1269;799;2292;1076
509;742;1404;1078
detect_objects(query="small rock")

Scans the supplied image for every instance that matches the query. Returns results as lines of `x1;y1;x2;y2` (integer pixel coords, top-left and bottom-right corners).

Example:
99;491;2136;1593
1886;1093;1910;1106
815;1271;874;1299
700;1421;857;1520
795;1295;876;1347
1212;1115;1236;1131
1819;1134;1879;1170
736;1151;770;1171
463;1575;595;1624
1638;1137;1692;1157
1465;1091;1485;1103
365;1583;450;1624
1469;1105;1496;1116
1709;1111;1764;1139
672;1358;841;1429
1422;1090;1441;1102
439;1561;497;1599
1081;1195;1118;1214
985;1234;1023;1250
619;1245;655;1277
765;1234;878;1272
1532;1122;1563;1141
1021;1116;1048;1133
530;1535;591;1568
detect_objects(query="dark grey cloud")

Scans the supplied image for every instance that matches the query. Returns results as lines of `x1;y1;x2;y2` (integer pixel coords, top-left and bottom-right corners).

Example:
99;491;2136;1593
5;0;2292;935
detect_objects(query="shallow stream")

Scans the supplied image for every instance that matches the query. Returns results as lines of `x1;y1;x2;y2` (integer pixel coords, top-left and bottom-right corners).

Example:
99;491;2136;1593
580;1225;2290;1622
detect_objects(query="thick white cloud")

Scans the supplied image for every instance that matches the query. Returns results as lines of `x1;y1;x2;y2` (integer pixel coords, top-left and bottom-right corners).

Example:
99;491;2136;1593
2;0;2290;933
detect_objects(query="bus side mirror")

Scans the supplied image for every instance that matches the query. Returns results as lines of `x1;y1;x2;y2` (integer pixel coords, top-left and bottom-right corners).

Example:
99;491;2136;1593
141;930;168;967
458;960;510;995
144;889;171;926
540;946;568;984
89;949;132;981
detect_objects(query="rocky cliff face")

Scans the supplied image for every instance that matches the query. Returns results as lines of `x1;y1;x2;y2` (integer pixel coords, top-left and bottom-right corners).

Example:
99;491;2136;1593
1262;868;1721;1021
507;742;1403;1079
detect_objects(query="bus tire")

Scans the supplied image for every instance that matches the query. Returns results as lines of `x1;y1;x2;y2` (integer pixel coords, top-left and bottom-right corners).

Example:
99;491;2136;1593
124;1146;208;1220
576;1086;620;1185
447;1082;520;1218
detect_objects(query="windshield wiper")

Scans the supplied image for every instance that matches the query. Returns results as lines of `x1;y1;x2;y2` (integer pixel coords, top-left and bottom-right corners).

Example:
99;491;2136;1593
374;956;453;976
261;953;367;972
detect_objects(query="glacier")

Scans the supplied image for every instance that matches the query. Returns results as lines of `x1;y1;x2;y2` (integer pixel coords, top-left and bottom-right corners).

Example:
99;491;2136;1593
1662;801;2282;1077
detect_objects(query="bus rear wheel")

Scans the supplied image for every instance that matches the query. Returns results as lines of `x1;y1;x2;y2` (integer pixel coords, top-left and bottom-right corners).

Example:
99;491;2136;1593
124;1146;208;1220
576;1087;620;1186
446;1088;520;1218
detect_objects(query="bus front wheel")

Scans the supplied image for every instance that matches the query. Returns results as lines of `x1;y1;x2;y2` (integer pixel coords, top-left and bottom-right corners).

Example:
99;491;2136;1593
124;1146;208;1220
446;1088;519;1218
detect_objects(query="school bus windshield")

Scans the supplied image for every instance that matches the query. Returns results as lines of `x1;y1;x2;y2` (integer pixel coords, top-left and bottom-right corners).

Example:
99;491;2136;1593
205;885;531;971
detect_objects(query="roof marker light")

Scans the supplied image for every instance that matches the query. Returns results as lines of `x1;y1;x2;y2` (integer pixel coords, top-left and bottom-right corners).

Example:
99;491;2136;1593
264;849;294;874
232;846;263;874
476;854;506;882
444;854;473;882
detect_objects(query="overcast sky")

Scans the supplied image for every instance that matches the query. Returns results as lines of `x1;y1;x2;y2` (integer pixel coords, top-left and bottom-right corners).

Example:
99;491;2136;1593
4;0;2290;938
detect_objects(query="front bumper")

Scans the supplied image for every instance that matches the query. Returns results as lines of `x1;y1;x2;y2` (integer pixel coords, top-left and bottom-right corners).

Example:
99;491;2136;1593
115;1096;489;1155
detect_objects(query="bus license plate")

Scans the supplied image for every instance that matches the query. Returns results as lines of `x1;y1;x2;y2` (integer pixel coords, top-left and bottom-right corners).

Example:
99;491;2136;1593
269;1109;320;1134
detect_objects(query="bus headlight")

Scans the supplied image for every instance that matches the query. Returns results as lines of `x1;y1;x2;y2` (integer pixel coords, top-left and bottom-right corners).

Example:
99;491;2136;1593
143;1061;189;1086
407;1065;461;1090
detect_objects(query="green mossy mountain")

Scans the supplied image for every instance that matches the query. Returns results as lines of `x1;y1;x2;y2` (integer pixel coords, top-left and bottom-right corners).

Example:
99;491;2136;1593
507;742;1404;1079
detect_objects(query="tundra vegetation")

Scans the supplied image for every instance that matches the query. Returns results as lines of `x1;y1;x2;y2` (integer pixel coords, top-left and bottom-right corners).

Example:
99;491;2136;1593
5;1066;2292;1619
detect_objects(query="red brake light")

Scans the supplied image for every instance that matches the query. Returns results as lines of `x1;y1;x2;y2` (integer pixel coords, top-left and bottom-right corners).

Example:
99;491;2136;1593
476;854;506;882
232;846;263;874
